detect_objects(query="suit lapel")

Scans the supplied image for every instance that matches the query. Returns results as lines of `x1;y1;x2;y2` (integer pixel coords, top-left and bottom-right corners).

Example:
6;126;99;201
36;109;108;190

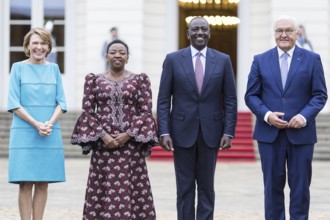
181;47;199;94
284;47;303;92
269;48;283;92
201;49;216;95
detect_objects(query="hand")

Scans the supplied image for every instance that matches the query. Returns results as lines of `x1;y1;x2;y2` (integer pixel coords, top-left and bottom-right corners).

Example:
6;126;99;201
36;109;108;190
44;121;53;135
268;112;288;129
219;135;232;150
101;133;119;149
36;121;53;136
160;135;174;151
287;114;305;129
111;132;131;147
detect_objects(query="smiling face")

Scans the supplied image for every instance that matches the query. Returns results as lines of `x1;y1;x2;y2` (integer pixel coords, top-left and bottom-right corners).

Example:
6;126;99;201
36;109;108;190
187;17;211;51
274;18;298;52
27;34;50;63
107;43;129;71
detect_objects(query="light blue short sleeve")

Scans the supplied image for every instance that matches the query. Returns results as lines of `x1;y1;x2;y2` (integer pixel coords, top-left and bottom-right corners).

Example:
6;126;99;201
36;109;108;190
55;64;67;113
7;63;21;112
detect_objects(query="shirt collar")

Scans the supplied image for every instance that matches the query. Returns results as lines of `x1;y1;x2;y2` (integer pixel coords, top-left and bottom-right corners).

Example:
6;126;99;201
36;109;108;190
277;46;295;58
190;46;207;58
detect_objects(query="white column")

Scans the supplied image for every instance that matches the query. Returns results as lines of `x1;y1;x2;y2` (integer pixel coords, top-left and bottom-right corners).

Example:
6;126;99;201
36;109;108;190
166;0;178;53
237;0;251;112
0;0;10;111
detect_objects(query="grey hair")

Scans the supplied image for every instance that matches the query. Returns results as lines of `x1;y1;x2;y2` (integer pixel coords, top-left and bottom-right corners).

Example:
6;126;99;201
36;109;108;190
273;15;299;31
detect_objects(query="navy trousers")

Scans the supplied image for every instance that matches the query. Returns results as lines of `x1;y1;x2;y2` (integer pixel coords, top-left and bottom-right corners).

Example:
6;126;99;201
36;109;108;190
173;131;219;220
258;130;314;220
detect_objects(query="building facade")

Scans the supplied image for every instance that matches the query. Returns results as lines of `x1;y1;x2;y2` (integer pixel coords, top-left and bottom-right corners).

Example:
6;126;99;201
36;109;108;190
1;0;329;113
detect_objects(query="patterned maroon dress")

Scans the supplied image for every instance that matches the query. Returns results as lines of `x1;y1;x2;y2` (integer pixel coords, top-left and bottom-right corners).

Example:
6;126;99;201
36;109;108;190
71;73;158;220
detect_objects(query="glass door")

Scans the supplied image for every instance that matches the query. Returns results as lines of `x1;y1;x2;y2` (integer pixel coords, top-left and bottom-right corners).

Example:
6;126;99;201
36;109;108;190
9;0;65;73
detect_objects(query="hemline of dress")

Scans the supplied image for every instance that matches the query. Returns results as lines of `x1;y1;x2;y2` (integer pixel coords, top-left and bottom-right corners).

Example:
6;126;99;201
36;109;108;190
9;180;66;184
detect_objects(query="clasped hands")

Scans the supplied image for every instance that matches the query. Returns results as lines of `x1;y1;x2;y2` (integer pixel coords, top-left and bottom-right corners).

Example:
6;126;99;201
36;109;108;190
36;121;53;136
268;112;305;129
101;132;131;149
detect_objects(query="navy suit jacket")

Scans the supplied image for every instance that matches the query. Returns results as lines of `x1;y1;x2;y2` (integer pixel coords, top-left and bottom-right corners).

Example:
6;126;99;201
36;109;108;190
157;47;237;148
245;46;327;145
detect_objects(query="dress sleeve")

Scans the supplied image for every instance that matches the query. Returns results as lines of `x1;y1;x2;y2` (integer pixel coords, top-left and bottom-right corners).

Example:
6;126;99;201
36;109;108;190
126;73;158;144
70;73;106;154
7;63;21;112
55;64;67;112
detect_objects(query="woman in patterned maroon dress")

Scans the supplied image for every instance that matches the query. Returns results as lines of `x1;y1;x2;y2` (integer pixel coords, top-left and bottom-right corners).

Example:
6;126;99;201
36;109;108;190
71;39;158;220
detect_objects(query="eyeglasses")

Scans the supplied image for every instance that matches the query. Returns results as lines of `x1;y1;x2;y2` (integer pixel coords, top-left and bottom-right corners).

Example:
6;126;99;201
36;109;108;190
275;29;296;35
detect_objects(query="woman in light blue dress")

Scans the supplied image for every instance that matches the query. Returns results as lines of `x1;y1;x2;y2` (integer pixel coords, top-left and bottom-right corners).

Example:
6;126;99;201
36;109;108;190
7;27;67;220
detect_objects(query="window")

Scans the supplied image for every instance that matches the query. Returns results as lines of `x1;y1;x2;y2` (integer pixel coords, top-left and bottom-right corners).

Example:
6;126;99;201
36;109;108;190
44;0;65;72
9;0;65;73
10;0;31;65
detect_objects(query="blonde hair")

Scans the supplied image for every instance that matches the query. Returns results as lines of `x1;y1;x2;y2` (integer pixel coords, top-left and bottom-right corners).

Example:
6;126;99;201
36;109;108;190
23;27;53;57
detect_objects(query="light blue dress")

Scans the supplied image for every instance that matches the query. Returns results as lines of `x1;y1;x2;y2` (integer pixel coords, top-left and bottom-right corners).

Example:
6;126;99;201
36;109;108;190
7;62;67;183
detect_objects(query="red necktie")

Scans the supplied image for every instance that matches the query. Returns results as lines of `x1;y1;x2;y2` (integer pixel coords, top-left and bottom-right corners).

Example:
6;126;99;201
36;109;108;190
195;52;203;94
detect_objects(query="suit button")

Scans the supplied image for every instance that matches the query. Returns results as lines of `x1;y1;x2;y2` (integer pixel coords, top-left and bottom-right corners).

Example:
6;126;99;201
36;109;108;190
196;116;200;120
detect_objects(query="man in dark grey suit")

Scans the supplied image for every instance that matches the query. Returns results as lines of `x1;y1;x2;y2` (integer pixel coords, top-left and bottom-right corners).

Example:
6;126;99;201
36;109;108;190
157;16;237;220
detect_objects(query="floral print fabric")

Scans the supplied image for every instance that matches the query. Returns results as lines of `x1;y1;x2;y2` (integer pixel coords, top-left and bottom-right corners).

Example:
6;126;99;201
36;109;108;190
71;73;157;219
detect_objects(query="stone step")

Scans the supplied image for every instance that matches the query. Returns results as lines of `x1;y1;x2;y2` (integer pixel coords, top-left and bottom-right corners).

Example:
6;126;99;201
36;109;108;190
313;153;330;161
1;112;330;160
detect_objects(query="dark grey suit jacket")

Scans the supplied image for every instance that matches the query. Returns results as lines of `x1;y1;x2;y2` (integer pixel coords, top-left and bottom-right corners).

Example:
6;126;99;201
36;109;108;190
157;46;237;148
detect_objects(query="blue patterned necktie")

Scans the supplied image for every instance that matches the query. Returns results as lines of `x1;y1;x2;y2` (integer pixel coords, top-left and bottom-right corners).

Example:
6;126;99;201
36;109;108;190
280;52;289;89
195;52;203;93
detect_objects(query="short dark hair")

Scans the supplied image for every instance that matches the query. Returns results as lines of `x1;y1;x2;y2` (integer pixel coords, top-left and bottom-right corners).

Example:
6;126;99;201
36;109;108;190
110;27;117;32
106;39;129;55
188;16;209;29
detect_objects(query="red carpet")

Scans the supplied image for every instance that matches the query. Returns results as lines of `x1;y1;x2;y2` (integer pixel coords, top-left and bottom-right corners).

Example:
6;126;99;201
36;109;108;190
149;112;256;162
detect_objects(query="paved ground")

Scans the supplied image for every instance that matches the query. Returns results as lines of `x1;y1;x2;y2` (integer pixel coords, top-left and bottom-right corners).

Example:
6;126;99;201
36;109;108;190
1;157;330;220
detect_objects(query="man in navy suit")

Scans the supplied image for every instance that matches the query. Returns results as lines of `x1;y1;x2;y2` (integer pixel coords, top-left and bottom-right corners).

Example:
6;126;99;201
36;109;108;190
157;16;237;220
245;15;327;220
